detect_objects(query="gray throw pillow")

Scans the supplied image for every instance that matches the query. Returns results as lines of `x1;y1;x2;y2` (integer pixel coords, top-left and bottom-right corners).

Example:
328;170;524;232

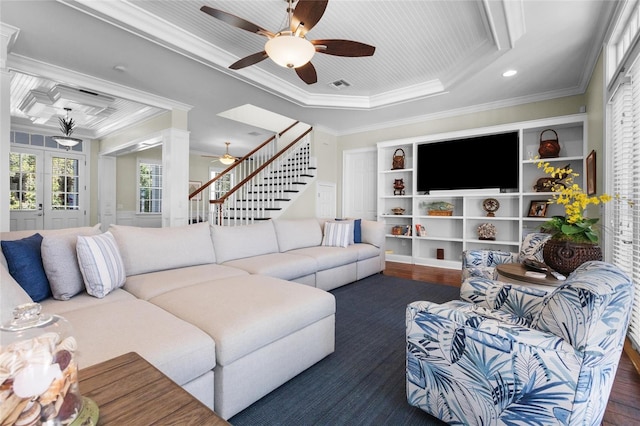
41;224;101;300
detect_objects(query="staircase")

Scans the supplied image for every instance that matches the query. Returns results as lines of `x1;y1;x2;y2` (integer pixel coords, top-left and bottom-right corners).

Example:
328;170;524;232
189;122;315;226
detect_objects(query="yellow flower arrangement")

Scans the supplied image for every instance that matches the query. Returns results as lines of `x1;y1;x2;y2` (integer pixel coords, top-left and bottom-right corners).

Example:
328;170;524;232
536;160;612;243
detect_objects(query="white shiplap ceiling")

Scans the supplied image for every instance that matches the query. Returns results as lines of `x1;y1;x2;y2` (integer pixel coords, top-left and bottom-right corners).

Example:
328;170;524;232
1;0;617;156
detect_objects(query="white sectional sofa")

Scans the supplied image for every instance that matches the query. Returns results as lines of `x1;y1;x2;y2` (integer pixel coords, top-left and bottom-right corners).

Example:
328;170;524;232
0;218;385;420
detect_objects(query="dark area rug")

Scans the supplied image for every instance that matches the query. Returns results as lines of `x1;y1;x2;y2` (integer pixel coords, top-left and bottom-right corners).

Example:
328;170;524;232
229;273;457;426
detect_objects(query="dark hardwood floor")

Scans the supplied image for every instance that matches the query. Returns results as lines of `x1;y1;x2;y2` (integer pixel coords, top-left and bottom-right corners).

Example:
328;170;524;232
384;261;640;425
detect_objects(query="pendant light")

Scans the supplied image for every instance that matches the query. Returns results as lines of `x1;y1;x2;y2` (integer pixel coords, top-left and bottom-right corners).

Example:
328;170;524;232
52;108;82;150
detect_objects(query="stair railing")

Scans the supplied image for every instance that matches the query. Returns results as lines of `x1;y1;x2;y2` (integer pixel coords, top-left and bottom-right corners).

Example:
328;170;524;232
188;122;312;226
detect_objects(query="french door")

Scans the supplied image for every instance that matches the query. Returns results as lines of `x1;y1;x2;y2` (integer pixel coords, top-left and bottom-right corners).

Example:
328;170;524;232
9;147;86;231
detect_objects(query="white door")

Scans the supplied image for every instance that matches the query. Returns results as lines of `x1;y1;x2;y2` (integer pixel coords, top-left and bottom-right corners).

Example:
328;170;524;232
9;149;44;231
44;152;86;229
9;148;86;231
316;182;336;218
342;148;377;219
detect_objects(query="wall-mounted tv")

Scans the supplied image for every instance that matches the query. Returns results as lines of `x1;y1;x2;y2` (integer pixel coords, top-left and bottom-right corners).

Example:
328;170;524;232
417;131;519;194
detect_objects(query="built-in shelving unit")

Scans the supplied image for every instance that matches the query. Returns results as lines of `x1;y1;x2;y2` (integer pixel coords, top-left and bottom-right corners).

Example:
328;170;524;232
377;114;586;269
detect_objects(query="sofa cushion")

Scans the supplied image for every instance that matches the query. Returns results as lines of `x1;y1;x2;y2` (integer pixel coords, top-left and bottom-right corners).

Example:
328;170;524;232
272;218;323;252
149;274;335;366
288;246;359;271
110;222;216;276
41;224;102;300
0;266;33;324
42;299;216;387
1;233;51;302
360;219;385;248
223;252;318;281
39;288;136;315
124;264;249;301
76;231;126;298
321;221;350;248
211;221;279;263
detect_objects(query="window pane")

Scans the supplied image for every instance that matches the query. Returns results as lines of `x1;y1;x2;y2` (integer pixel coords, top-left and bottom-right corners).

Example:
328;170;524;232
8;152;37;210
50;157;79;210
138;161;162;213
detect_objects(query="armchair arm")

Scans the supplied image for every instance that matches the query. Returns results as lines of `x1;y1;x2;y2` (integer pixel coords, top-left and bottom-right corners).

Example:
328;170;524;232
460;277;549;326
406;301;581;425
461;249;518;280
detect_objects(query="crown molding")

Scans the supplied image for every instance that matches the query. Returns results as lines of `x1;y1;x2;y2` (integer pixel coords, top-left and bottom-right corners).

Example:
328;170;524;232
7;53;192;113
333;84;585;137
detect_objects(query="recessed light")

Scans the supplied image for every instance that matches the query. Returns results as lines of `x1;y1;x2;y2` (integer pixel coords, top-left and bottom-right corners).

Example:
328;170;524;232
502;70;517;77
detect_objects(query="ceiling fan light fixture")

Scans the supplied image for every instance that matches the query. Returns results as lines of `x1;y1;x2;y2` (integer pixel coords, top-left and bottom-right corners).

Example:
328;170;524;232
219;154;236;165
265;33;315;68
218;141;237;165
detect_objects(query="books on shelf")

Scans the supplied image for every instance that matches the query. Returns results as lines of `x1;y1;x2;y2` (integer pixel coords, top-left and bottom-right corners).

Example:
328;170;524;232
415;224;426;237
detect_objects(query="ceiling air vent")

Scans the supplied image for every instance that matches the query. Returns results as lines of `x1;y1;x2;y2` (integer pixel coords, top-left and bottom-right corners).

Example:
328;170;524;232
328;79;351;90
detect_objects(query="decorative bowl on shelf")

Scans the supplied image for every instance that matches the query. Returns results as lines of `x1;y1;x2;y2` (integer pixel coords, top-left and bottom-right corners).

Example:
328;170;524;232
391;207;405;215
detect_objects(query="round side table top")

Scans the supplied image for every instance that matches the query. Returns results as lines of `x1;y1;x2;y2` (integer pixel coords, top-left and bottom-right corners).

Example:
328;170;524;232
496;263;563;287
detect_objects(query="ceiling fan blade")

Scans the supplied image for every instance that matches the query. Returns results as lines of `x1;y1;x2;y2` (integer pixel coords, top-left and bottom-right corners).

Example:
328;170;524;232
291;0;328;35
312;39;376;57
200;6;274;37
229;51;269;69
295;62;317;85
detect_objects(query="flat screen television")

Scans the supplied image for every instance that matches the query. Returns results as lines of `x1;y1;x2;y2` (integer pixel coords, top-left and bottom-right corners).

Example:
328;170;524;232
417;131;519;194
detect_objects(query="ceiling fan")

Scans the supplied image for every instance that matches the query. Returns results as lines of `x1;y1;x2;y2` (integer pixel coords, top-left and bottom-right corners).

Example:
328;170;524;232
203;142;238;165
200;0;375;84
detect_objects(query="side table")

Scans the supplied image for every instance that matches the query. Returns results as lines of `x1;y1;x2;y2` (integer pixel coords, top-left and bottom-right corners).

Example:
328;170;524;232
78;352;229;425
496;263;563;288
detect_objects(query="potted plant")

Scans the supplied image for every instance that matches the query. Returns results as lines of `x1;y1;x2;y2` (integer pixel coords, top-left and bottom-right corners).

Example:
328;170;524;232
536;160;612;274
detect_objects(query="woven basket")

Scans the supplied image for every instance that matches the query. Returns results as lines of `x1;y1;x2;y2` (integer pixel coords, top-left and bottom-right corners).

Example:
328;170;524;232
542;239;602;275
428;210;453;216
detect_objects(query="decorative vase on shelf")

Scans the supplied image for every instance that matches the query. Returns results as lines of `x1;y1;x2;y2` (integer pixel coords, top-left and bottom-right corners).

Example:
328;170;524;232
542;238;602;275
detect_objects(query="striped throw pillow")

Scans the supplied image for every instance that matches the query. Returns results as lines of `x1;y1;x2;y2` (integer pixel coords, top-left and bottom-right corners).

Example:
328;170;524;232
321;222;350;248
76;231;126;298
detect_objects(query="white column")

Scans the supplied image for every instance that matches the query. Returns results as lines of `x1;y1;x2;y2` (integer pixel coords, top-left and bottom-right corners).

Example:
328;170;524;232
161;128;190;227
0;24;19;231
97;155;117;232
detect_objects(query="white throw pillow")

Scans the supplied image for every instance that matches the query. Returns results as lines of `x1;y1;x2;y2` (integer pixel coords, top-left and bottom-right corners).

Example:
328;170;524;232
76;231;126;298
321;222;350;248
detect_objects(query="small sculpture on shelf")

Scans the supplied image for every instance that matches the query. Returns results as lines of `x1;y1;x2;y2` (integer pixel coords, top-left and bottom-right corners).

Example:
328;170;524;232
482;198;500;217
477;223;497;240
393;178;405;195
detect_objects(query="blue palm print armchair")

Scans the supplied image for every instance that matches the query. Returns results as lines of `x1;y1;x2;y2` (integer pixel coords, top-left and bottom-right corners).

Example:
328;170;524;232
461;232;552;281
406;261;634;425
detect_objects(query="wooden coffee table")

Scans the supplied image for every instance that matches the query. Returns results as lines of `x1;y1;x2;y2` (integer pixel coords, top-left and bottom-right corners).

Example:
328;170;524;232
78;352;229;425
496;263;563;287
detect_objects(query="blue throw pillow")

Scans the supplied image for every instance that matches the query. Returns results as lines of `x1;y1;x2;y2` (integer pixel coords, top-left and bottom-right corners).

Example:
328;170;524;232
1;233;51;302
353;219;362;243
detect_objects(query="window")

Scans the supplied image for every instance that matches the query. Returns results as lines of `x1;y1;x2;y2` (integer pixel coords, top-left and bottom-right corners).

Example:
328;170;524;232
51;157;80;210
9;152;37;210
606;0;640;352
138;160;162;213
210;170;233;200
